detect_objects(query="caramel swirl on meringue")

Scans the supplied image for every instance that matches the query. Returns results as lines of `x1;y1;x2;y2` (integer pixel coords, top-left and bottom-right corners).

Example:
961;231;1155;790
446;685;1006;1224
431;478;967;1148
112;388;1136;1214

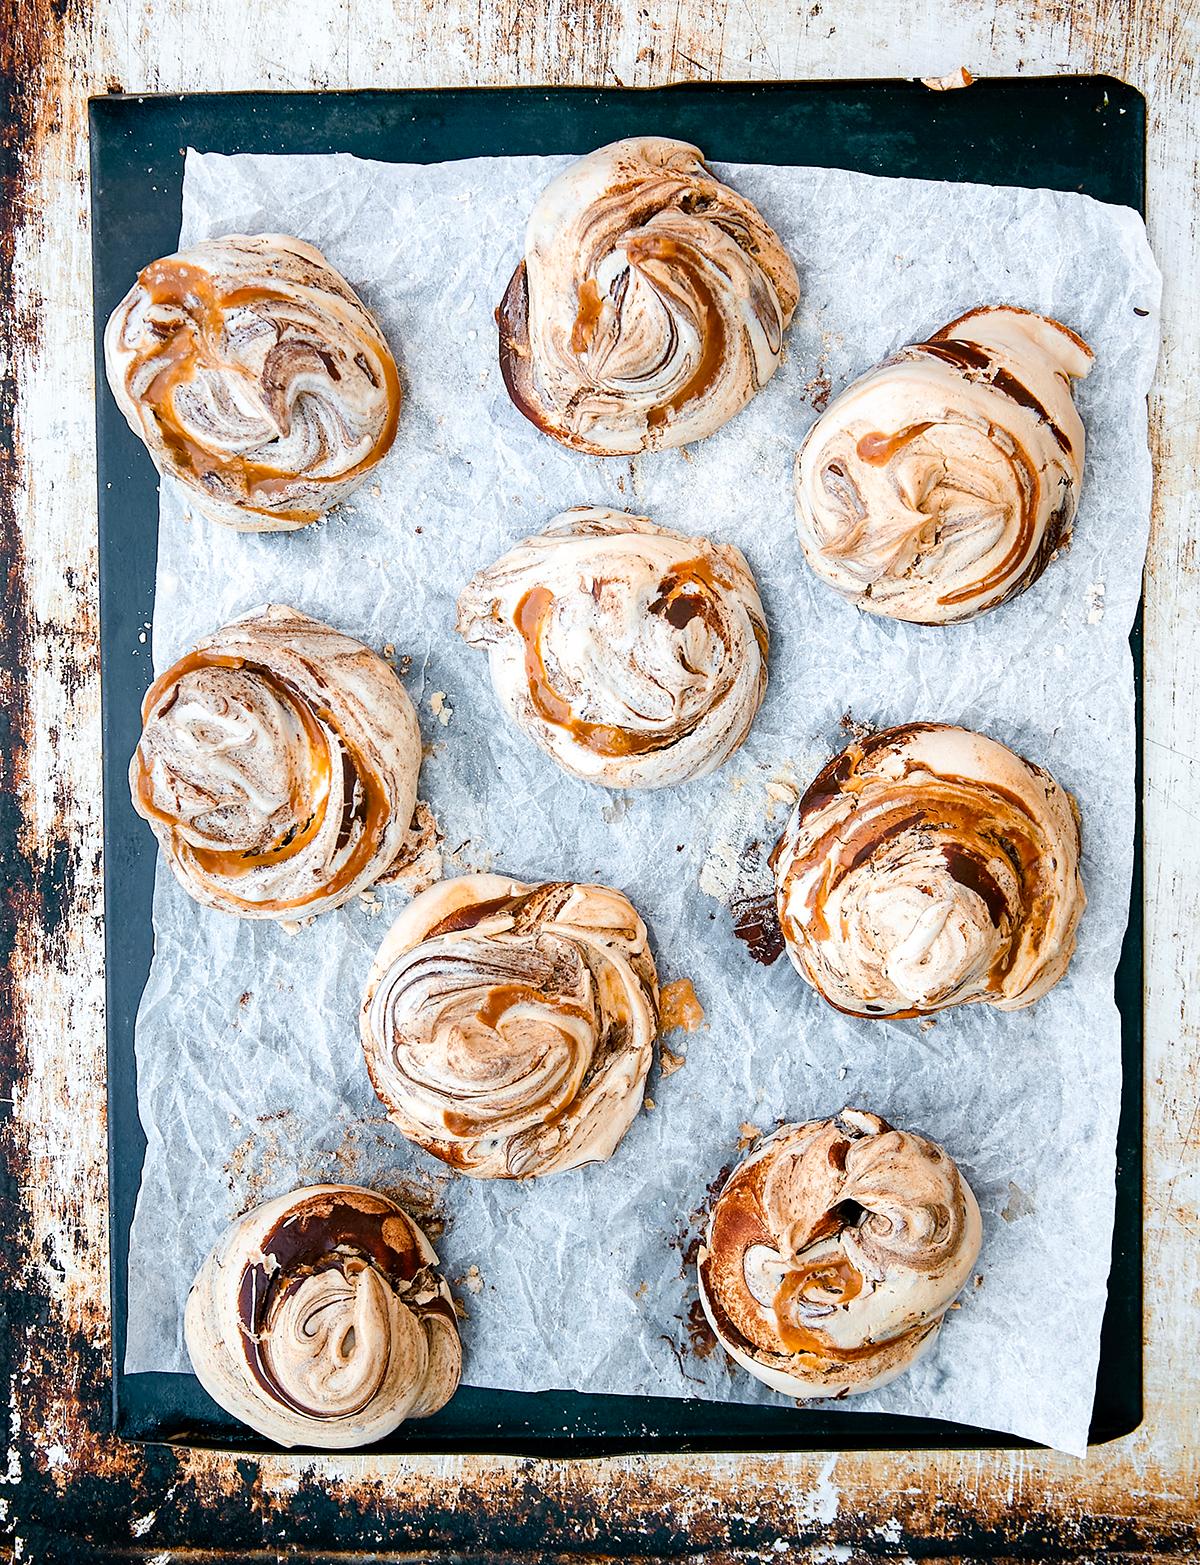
698;1109;982;1398
361;874;660;1178
130;605;420;919
456;507;769;789
772;723;1084;1017
184;1185;460;1448
104;234;400;530
794;306;1094;622
497;138;799;453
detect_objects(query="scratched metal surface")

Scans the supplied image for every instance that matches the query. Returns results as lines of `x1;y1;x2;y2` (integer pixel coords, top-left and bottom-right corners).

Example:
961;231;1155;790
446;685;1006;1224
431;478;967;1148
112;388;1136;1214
2;0;1198;1559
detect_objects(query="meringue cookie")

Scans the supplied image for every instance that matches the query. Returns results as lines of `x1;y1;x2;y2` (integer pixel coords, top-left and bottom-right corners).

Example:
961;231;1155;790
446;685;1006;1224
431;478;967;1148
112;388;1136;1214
497;138;799;453
456;507;769;789
130;604;420;918
361;874;660;1178
772;723;1084;1016
104;234;400;530
698;1109;981;1399
794;306;1093;622
184;1185;460;1448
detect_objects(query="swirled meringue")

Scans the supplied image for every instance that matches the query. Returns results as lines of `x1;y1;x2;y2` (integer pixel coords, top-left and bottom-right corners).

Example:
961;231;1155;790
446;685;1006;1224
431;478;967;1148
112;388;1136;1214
456;507;769;789
361;874;660;1178
130;605;420;918
104;234;400;531
794;306;1094;622
497;138;799;453
698;1109;981;1398
771;723;1084;1017
184;1185;460;1448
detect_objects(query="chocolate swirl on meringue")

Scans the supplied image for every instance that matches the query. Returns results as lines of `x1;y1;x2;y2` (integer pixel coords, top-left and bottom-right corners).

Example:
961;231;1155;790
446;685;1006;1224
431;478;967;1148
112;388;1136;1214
184;1185;460;1448
794;306;1094;622
498;138;799;454
456;507;769;789
130;605;420;918
698;1109;981;1398
104;234;400;531
361;874;660;1178
771;723;1084;1017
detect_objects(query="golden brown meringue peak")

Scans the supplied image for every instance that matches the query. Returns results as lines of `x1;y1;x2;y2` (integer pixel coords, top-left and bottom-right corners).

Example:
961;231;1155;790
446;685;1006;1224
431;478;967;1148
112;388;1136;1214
104;234;400;531
360;874;660;1179
130;605;420;919
497;138;800;454
456;507;769;789
771;723;1085;1017
697;1109;982;1399
184;1185;461;1448
794;305;1094;623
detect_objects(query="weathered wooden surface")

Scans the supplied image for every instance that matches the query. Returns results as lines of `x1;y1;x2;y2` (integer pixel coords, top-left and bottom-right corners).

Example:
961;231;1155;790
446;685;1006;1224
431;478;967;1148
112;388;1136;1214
3;0;1198;1558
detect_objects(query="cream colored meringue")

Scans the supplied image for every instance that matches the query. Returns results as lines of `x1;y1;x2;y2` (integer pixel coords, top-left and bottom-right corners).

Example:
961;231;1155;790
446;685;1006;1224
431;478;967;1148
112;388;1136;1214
184;1185;460;1448
794;306;1094;622
456;507;769;789
104;234;400;531
497;137;799;454
698;1109;982;1399
772;723;1085;1017
361;874;660;1178
130;604;420;918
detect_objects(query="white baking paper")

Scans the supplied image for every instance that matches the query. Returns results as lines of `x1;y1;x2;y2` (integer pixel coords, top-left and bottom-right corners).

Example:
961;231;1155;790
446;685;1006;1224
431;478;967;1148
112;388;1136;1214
122;148;1160;1457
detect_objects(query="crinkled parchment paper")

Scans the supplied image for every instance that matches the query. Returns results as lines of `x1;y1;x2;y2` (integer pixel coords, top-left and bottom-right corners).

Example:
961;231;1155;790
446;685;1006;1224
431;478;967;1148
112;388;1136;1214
122;149;1160;1456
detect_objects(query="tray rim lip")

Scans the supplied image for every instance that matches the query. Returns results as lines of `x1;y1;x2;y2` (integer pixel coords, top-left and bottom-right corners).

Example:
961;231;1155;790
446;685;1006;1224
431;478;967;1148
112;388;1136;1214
90;73;1148;1459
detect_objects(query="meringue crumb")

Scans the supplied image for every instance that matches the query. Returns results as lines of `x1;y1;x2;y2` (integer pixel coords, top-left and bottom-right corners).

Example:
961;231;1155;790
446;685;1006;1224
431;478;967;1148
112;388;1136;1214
429;690;454;726
921;66;974;90
974;1273;984;1289
918;1017;937;1032
398;653;413;676
659;1044;686;1078
463;1264;484;1294
737;1122;762;1149
382;642;396;660
644;1096;656;1112
838;1066;848;1080
358;890;382;917
280;919;302;936
1086;581;1106;624
452;1295;470;1320
634;1280;649;1299
369;483;382;497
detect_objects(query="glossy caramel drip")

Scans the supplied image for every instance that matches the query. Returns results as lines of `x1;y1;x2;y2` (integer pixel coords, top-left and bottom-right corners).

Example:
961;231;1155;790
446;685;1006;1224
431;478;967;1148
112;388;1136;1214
570;276;606;355
624;232;728;433
937;432;1038;608
772;1255;865;1354
855;422;935;464
127;254;400;508
514;584;701;759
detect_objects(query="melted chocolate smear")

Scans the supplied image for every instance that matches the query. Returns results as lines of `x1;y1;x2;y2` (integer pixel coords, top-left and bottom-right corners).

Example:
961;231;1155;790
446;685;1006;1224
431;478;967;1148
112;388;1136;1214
685;1296;718;1359
731;892;784;966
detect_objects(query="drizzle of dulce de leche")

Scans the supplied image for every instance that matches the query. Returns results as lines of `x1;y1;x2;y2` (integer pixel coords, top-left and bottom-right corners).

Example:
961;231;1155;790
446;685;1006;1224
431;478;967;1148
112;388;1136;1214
129;254;400;506
514;581;714;759
624;232;728;433
133;647;392;913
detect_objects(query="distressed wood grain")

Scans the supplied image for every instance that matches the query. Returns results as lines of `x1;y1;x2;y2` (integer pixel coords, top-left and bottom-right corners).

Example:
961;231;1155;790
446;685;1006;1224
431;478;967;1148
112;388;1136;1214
4;0;1198;1557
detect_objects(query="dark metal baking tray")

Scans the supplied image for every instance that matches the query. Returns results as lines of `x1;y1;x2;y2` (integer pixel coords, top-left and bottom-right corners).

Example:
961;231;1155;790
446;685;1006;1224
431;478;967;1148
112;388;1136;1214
90;78;1145;1455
